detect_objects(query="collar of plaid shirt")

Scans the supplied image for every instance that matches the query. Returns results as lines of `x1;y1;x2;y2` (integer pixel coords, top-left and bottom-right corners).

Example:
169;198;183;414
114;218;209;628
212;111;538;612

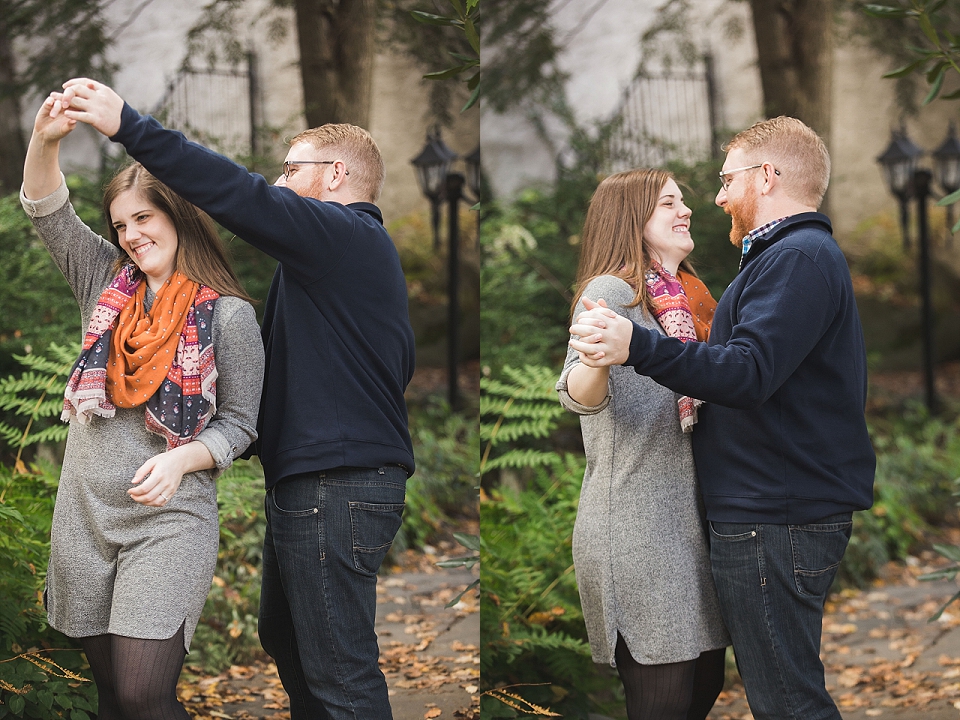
739;216;788;269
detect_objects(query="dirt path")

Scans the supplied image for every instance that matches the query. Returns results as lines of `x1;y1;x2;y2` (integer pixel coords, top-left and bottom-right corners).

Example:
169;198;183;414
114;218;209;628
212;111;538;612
176;568;480;720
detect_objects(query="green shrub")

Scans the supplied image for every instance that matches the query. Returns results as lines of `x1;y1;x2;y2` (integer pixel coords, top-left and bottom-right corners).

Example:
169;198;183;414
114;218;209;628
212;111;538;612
0;194;81;376
0;343;95;716
395;396;479;553
187;459;267;673
0;343;76;472
479;192;586;377
0;461;97;719
838;406;960;587
480;365;567;478
481;454;610;719
479;364;620;718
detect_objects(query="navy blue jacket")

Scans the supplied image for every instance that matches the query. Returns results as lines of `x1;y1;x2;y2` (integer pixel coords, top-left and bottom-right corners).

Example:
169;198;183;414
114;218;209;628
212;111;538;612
625;213;875;523
112;104;416;487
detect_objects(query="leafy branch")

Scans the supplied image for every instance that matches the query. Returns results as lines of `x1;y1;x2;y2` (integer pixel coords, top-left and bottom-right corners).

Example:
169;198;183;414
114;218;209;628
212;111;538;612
865;0;960;105
481;684;562;716
479;365;565;478
864;1;960;224
918;543;960;620
436;531;480;606
412;0;481;110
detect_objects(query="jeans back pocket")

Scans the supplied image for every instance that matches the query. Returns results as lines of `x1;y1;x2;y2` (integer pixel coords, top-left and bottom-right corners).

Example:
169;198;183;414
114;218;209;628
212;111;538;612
349;502;405;575
789;521;852;597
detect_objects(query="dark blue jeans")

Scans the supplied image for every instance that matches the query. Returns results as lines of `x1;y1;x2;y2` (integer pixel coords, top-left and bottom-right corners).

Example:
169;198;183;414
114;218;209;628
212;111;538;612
708;513;852;720
258;467;406;720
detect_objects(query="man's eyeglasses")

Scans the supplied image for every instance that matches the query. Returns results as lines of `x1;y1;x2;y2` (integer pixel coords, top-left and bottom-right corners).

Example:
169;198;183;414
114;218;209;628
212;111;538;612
282;160;349;180
718;164;779;190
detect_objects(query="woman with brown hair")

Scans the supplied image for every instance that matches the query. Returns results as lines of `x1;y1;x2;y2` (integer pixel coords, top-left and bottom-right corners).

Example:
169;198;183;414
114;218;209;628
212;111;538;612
21;93;263;720
556;168;729;720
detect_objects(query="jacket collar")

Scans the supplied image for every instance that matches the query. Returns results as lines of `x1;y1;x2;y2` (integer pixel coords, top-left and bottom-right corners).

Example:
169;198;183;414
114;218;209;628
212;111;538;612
347;202;384;225
739;212;832;272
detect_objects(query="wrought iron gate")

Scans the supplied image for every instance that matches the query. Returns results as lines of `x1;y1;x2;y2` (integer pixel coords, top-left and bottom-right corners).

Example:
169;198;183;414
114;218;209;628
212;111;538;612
151;53;259;159
606;55;720;171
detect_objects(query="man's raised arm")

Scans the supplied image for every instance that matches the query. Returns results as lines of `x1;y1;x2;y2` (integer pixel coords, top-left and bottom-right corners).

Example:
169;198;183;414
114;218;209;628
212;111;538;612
57;79;355;280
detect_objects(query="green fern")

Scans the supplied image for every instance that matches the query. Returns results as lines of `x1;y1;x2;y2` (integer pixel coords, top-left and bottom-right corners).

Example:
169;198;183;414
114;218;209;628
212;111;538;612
0;597;26;648
479;365;565;478
482;448;565;472
0;342;79;467
0;459;98;714
480;452;608;717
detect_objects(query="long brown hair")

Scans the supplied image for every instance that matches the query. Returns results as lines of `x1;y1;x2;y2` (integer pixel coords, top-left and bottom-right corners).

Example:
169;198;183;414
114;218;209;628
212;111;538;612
571;168;696;318
102;163;254;302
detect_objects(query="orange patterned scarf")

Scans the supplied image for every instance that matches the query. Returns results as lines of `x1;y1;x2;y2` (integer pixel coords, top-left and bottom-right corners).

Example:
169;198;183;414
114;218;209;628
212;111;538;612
677;270;716;342
645;262;717;432
107;272;199;407
63;265;220;449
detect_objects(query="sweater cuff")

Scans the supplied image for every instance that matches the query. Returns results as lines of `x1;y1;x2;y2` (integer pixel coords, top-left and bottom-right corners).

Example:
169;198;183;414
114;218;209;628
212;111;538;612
194;427;235;476
555;363;611;415
20;174;69;218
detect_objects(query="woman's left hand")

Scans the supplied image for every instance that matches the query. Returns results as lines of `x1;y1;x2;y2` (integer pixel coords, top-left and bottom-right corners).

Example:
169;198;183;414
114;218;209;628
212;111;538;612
129;452;187;506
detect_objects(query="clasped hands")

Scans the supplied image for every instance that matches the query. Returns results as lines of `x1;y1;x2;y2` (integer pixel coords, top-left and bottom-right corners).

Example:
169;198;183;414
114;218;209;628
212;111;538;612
569;297;634;367
44;78;125;137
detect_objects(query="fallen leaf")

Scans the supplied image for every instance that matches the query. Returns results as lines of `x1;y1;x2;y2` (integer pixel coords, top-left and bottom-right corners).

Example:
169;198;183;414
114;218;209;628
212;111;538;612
838;668;863;688
824;623;858;635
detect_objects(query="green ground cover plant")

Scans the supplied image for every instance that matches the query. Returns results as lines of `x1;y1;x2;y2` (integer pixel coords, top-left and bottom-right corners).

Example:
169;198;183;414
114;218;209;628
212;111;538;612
0;460;98;719
840;405;960;587
479;365;601;718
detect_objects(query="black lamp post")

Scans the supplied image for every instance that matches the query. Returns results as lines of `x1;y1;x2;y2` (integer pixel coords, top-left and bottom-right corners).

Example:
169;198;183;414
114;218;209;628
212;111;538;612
913;169;937;414
875;124;960;413
933;123;960;248
877;129;923;249
444;171;465;410
412;130;471;409
411;129;458;251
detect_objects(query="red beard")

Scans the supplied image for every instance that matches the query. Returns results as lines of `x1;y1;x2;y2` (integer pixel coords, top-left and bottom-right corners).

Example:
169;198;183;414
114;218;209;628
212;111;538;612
726;183;759;248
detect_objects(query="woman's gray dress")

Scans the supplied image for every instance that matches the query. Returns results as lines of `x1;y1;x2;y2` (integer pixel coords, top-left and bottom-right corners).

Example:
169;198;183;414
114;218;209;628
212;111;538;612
556;275;729;666
21;180;264;651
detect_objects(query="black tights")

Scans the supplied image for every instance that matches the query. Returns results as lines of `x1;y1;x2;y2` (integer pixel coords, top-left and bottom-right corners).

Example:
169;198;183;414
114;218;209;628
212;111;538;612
79;624;190;720
615;633;726;720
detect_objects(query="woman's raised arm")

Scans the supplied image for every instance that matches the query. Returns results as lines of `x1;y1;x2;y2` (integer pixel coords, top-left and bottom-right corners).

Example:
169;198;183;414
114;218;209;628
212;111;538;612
23;93;77;200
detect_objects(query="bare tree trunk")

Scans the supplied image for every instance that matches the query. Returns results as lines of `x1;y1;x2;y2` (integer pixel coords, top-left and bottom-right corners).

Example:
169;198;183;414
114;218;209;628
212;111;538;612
293;0;376;129
748;0;833;149
0;17;26;195
749;0;833;212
